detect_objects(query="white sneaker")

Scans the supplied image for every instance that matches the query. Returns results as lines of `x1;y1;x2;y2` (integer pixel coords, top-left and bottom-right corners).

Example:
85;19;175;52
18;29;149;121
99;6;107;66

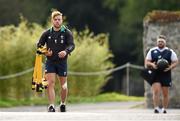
161;108;167;114
154;107;160;113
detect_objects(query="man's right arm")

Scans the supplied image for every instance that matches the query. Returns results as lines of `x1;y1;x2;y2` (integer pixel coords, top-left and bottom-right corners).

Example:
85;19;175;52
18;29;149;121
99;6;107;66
145;49;157;69
36;30;53;56
37;31;48;48
145;59;157;69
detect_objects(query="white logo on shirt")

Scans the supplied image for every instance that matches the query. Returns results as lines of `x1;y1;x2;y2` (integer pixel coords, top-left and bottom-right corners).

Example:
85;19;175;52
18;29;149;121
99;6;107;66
61;35;64;39
148;70;152;74
61;40;64;43
158;55;161;59
154;50;157;53
60;35;64;43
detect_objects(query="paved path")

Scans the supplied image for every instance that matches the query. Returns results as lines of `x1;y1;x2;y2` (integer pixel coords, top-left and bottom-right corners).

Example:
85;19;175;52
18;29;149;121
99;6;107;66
0;101;180;121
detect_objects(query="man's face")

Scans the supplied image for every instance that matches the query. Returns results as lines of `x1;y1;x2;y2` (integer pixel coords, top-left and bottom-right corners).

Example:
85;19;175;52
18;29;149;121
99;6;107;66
52;15;63;29
157;39;166;49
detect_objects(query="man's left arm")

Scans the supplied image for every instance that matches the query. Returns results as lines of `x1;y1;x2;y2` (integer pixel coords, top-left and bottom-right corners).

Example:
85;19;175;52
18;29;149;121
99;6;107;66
169;60;178;70
65;30;75;54
170;49;179;69
164;50;178;72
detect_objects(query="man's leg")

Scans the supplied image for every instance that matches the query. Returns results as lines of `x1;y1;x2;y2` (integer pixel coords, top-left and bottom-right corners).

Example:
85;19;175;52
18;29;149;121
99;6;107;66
59;76;68;112
162;86;169;113
151;82;161;113
46;73;56;111
59;76;68;103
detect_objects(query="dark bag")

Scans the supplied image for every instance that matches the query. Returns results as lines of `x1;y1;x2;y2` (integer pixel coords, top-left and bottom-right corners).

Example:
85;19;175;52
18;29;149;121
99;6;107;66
140;68;156;85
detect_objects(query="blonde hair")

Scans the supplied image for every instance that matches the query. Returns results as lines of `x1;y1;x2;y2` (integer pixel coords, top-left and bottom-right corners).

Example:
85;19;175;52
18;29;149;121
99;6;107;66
51;10;62;19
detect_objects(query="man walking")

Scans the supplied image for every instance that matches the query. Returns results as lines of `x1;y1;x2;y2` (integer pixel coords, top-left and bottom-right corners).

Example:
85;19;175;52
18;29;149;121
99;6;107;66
145;35;178;113
37;10;75;112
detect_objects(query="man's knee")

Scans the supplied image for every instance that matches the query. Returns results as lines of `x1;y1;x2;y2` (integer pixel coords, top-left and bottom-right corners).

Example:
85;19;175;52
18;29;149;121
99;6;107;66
162;87;169;98
163;92;169;98
153;88;160;95
62;81;68;90
46;78;55;87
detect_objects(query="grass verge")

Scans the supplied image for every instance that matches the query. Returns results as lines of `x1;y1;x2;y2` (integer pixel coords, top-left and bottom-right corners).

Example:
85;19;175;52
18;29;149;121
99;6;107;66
0;92;144;108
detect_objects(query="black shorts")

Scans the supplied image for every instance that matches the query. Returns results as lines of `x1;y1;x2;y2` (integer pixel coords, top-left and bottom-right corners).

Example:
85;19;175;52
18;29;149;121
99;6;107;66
45;60;67;77
152;70;172;87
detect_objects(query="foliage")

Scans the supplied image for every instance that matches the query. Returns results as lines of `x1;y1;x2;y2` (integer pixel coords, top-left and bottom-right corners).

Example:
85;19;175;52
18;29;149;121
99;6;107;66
0;0;52;26
68;92;144;103
0;0;180;95
0;19;43;99
0;93;144;107
68;29;114;96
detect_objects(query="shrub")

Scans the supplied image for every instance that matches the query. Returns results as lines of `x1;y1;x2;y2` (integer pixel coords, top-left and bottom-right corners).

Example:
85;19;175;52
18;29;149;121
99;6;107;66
68;29;114;96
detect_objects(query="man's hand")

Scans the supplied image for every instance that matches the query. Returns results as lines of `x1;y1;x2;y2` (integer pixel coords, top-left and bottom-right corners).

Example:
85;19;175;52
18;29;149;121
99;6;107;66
151;62;157;69
164;61;179;72
164;66;171;72
58;51;67;58
44;48;53;56
145;60;157;69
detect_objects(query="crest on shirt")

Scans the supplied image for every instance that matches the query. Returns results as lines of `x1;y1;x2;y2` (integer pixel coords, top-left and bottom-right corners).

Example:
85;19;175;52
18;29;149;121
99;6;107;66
61;40;64;43
60;35;64;39
153;50;158;53
60;35;64;43
55;39;57;43
158;55;162;59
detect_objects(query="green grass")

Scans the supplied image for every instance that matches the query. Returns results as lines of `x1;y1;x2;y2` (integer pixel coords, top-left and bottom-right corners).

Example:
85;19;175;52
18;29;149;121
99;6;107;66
0;97;48;108
0;93;144;107
68;93;144;103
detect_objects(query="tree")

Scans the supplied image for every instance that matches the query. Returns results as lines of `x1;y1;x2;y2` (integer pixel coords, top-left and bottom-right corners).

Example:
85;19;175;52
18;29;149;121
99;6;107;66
0;0;52;26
